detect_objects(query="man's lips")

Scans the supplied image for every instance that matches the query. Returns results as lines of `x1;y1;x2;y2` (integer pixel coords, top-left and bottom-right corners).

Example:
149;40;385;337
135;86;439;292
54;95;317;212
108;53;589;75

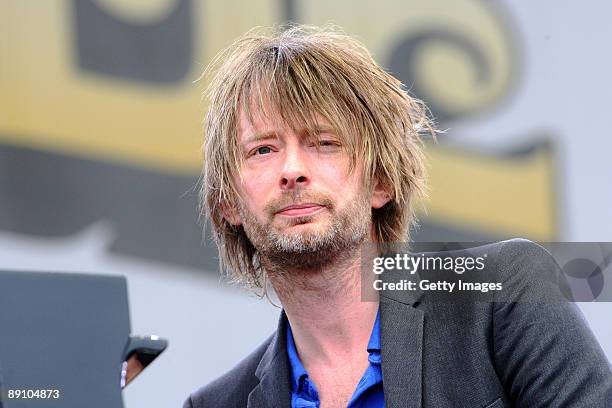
276;203;326;217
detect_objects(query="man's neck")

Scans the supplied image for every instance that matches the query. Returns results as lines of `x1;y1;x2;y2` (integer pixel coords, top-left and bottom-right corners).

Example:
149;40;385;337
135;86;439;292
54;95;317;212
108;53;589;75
265;244;379;367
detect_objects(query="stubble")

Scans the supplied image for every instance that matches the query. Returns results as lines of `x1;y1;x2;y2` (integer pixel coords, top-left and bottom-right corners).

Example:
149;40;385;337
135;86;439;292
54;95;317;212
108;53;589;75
238;189;371;272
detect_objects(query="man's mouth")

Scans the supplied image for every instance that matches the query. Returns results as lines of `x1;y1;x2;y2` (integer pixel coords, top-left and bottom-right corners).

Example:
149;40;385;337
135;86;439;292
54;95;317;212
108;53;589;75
276;203;326;217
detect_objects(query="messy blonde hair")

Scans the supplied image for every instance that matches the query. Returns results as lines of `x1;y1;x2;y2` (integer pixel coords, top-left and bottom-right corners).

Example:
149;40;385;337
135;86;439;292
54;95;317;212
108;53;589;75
200;24;434;290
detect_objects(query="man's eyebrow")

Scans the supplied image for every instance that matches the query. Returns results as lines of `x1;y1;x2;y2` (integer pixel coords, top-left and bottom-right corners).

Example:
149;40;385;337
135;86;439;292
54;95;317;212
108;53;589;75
241;124;336;146
242;131;279;145
310;124;335;134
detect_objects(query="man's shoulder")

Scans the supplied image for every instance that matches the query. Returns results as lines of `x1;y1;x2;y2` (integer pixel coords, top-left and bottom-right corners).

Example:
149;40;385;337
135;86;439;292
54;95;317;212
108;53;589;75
481;238;570;300
462;237;552;266
183;334;274;408
447;238;563;288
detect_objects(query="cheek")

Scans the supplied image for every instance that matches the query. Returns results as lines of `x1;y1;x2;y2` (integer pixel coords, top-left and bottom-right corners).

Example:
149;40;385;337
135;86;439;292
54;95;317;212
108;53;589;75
239;167;277;203
317;156;348;180
319;161;363;197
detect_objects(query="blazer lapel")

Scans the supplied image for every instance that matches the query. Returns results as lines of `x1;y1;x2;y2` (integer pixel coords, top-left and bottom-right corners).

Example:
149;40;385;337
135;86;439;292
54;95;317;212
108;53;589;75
247;311;292;408
380;292;424;408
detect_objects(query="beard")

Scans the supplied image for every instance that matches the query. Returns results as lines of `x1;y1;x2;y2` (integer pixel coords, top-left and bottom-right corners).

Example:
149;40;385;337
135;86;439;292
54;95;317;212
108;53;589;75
238;189;371;271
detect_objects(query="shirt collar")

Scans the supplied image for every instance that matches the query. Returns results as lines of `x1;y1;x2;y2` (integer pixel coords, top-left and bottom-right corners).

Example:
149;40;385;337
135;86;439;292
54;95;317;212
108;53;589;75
285;308;382;392
286;321;309;392
367;309;382;365
367;308;381;352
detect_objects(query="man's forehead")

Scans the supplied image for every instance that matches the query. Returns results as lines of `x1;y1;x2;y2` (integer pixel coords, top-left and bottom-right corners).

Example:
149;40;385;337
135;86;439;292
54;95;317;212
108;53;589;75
237;107;333;143
236;107;281;140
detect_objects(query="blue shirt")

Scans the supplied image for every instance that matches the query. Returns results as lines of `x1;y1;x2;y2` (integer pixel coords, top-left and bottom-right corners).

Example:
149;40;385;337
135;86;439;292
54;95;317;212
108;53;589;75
286;310;385;408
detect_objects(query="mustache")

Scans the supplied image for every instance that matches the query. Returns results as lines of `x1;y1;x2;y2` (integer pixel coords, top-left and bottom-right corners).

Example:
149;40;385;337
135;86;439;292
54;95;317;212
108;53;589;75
264;191;335;215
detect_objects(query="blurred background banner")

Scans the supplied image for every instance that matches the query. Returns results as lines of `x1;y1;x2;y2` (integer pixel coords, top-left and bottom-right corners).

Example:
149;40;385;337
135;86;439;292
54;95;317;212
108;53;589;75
0;1;610;407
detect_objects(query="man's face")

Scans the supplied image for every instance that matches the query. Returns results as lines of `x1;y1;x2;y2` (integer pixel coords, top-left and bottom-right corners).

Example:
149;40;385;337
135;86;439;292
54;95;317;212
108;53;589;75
227;107;388;269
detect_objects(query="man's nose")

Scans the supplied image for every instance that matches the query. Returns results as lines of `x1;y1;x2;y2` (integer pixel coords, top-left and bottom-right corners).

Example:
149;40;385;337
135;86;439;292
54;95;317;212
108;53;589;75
280;146;310;190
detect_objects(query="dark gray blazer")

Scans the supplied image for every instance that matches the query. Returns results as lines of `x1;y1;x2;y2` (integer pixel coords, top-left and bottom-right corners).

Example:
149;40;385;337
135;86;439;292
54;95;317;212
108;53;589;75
184;239;612;407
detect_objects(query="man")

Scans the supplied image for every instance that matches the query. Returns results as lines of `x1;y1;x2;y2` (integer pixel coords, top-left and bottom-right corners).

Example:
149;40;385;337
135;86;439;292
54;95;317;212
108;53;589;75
185;25;611;407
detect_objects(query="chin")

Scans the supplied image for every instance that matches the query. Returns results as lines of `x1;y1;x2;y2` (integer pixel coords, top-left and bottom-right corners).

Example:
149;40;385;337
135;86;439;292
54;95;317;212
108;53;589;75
283;220;330;234
282;212;329;227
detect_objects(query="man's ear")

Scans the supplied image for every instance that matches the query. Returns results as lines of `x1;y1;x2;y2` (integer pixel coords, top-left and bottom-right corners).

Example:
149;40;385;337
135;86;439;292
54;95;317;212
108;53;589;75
220;201;242;226
371;179;392;209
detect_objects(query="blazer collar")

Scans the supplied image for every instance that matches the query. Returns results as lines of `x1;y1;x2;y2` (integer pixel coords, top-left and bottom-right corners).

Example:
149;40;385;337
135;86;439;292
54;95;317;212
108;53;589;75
378;265;425;408
380;293;424;408
247;311;292;408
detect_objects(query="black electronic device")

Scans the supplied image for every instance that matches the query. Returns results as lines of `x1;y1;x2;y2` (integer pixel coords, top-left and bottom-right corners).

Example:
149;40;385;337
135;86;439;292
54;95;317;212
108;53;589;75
0;270;167;407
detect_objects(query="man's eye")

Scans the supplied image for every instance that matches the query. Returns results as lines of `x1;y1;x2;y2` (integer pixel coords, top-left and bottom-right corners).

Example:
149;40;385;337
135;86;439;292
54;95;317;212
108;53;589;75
253;146;273;155
316;140;341;149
